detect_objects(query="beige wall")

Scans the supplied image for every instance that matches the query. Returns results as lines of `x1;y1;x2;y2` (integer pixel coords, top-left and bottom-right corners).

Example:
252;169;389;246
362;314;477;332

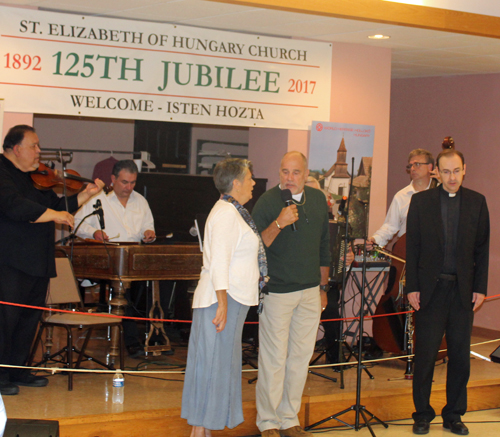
248;127;288;188
2;112;33;149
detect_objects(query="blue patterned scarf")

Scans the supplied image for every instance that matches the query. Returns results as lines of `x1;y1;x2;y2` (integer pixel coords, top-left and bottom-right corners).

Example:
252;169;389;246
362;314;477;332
222;194;269;299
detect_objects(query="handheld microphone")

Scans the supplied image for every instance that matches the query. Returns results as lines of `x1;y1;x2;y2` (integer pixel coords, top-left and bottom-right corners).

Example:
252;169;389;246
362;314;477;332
280;188;297;232
94;199;105;230
338;196;348;217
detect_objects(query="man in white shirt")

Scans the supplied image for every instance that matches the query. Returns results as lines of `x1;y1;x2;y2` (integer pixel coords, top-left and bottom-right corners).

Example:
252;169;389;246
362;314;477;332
74;160;156;356
368;149;435;249
74;160;155;243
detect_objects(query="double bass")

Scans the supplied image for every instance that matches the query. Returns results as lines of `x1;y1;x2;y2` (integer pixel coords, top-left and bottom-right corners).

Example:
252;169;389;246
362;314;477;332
372;235;447;379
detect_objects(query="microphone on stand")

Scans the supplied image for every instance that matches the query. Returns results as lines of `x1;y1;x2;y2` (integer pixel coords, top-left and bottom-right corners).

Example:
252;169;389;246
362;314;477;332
94;199;105;230
280;188;297;232
337;196;348;217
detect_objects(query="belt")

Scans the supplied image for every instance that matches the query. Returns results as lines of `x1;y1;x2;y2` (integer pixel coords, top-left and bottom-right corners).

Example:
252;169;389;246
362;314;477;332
438;273;457;281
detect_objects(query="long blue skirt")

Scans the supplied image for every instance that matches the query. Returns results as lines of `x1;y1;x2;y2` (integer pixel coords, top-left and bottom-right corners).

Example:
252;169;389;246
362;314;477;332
181;295;249;430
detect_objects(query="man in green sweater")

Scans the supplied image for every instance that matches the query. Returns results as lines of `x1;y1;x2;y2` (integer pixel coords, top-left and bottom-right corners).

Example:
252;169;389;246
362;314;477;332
253;151;331;437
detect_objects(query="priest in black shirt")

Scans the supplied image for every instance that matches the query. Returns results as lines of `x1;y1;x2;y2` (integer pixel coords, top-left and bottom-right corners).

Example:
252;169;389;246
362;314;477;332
406;149;489;436
0;125;104;396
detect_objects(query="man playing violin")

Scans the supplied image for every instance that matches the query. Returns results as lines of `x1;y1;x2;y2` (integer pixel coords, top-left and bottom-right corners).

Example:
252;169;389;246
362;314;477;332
0;125;105;396
74;159;155;357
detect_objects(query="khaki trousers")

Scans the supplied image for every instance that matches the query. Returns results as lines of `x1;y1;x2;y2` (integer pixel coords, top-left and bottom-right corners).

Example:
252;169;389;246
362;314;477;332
256;286;321;431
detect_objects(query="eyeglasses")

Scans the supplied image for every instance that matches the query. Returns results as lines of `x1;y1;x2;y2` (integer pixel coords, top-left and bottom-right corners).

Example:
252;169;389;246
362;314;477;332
406;162;430;171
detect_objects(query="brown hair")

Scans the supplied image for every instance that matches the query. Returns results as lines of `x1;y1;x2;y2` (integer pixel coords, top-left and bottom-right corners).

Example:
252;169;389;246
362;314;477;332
408;148;434;167
436;149;465;168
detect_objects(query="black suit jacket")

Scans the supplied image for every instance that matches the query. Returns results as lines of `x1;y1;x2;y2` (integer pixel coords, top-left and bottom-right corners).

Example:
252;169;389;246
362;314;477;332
0;155;79;278
406;185;489;310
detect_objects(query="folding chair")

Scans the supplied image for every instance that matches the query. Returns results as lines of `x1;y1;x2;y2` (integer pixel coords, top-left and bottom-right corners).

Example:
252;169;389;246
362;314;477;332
28;255;124;390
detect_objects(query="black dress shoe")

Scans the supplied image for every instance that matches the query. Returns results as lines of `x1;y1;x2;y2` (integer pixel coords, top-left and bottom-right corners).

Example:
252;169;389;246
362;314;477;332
12;374;49;387
0;381;19;395
443;420;469;435
413;419;430;435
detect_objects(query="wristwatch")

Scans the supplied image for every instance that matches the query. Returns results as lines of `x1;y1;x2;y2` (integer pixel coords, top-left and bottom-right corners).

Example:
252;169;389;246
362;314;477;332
320;284;330;293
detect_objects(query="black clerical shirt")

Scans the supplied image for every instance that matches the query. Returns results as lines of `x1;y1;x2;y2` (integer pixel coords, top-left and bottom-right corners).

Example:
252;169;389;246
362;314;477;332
0;154;78;277
440;187;461;275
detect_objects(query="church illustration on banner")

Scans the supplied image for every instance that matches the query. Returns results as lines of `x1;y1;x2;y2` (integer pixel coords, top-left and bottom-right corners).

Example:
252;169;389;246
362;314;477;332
316;135;372;232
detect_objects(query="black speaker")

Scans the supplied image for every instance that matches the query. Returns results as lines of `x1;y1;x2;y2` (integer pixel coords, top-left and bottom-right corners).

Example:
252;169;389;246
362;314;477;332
4;419;59;437
490;345;500;363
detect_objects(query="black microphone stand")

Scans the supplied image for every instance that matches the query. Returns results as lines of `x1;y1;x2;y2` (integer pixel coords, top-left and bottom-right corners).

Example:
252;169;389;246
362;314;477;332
308;180;354;385
306;161;388;437
337;158;358;389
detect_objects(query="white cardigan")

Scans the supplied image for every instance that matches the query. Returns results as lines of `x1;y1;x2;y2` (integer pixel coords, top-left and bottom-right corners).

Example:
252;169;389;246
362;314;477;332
192;200;260;308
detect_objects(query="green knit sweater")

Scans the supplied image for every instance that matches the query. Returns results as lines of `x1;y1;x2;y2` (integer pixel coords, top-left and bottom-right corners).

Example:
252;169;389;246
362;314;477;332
252;185;331;294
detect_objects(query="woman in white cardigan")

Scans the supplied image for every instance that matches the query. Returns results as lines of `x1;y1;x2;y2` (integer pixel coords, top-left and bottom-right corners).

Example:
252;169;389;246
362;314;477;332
181;158;267;437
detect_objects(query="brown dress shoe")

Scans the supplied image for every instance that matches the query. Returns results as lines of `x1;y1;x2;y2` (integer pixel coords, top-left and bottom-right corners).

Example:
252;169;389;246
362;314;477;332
280;426;314;437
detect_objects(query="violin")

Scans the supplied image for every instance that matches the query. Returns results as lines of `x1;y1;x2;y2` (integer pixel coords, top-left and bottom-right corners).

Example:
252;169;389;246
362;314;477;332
31;163;110;193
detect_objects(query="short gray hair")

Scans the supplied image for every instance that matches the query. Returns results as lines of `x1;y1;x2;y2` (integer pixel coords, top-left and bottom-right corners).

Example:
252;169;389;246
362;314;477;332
213;158;253;194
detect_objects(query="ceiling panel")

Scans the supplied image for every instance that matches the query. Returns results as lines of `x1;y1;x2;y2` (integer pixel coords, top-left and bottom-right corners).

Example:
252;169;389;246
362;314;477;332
116;0;256;22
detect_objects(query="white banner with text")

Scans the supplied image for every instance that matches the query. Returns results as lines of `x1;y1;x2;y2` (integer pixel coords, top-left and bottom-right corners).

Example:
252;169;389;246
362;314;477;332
0;6;332;130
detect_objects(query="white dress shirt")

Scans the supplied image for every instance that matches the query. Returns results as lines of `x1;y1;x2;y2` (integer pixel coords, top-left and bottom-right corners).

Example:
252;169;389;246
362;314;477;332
192;199;259;308
74;190;154;242
372;180;431;247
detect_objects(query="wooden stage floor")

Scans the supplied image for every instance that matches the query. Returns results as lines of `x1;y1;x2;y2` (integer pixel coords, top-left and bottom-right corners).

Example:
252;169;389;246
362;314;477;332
3;328;500;437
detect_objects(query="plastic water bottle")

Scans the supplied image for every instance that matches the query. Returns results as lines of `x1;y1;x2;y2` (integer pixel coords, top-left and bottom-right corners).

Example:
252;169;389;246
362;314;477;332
112;371;125;404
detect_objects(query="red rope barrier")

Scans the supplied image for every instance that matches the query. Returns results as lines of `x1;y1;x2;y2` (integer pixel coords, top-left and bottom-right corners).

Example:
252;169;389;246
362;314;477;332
1;292;499;325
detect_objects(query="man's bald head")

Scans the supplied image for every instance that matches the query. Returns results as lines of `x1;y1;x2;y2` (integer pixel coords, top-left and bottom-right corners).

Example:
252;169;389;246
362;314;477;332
279;151;309;195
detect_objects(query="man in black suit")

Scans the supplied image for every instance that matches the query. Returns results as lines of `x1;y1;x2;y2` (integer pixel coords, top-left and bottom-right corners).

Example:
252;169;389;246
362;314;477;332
406;149;489;436
0;125;104;396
